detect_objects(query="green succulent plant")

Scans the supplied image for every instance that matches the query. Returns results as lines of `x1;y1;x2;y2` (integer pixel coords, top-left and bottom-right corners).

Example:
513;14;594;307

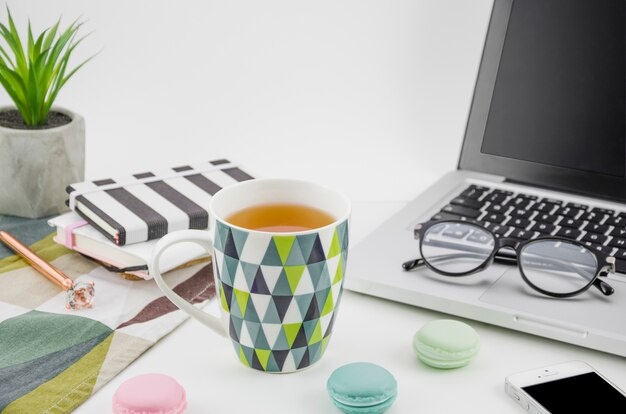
0;7;94;126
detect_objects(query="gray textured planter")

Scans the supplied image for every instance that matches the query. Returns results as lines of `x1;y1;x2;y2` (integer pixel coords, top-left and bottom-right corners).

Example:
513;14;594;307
0;107;85;218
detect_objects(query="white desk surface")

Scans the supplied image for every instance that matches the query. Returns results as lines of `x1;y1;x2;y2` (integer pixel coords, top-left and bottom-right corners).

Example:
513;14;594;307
73;202;626;414
3;1;626;412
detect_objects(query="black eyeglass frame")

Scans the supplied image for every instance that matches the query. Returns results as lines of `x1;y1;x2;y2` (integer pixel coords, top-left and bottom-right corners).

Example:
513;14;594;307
402;220;616;299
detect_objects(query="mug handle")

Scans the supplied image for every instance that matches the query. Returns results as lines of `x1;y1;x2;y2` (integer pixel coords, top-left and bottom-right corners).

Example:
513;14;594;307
148;229;227;337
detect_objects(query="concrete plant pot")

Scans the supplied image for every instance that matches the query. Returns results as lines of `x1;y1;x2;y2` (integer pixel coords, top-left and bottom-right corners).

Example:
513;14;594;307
0;106;85;218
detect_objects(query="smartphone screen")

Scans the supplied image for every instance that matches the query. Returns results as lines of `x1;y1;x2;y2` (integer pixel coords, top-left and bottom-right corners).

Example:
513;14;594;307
522;372;626;413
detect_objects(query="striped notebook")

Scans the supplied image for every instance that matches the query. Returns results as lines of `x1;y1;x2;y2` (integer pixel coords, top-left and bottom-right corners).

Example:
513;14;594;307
66;159;253;246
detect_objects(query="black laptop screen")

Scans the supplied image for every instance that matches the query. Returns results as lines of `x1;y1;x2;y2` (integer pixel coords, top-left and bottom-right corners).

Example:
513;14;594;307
480;0;625;178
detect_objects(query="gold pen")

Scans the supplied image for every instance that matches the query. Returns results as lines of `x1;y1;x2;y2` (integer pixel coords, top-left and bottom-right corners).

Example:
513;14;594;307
0;230;95;310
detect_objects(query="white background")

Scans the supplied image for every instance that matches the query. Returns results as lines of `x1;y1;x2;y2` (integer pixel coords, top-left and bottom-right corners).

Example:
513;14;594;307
4;1;626;413
2;0;493;201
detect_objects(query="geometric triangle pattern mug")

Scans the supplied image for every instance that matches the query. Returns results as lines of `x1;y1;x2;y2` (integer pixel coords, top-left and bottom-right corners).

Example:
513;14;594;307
149;178;350;373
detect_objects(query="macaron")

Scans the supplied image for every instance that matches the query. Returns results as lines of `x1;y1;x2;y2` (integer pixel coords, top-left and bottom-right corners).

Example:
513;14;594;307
413;319;480;369
113;373;187;414
327;362;397;414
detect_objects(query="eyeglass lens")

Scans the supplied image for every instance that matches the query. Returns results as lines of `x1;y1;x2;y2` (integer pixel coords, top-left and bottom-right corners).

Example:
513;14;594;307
520;240;598;295
421;222;495;274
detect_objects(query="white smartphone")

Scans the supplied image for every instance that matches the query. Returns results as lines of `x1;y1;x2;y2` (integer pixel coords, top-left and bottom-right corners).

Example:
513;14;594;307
505;361;626;413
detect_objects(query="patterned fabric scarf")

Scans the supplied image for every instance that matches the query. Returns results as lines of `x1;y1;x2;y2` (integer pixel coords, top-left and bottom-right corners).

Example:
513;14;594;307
0;214;214;413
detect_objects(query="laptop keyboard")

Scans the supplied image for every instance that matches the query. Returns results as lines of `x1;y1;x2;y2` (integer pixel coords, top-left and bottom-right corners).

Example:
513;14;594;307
429;184;626;273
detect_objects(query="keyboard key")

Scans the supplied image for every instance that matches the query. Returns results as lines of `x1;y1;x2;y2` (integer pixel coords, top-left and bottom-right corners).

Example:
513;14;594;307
611;252;626;273
591;207;614;215
598;245;614;255
532;202;558;214
430;212;465;222
492;189;514;196
530;222;555;234
467;232;492;244
582;242;613;256
565;202;589;210
509;229;533;240
559;218;584;229
484;193;507;204
460;185;488;199
509;218;530;229
483;223;510;237
443;227;471;239
450;197;483;210
486;204;509;214
441;204;481;219
556;206;582;218
540;198;563;205
609;238;626;249
505;197;533;209
483;212;507;224
610;227;626;238
516;193;538;200
510;208;532;219
582;233;608;244
534;213;559;224
583;222;610;235
556;228;581;239
605;216;626;227
581;212;606;223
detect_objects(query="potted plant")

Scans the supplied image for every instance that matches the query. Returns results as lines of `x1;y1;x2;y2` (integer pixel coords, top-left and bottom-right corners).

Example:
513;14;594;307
0;7;94;218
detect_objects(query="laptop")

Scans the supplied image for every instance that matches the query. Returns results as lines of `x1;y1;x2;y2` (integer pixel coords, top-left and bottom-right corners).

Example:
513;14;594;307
347;0;626;357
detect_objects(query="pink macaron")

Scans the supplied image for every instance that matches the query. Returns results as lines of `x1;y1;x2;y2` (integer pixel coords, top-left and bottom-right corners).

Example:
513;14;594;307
113;373;187;414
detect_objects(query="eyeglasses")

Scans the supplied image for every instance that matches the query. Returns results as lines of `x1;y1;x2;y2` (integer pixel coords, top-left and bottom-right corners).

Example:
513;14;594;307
402;220;616;298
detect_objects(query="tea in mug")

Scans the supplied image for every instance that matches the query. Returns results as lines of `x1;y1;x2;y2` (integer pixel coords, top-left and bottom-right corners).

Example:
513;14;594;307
226;203;335;232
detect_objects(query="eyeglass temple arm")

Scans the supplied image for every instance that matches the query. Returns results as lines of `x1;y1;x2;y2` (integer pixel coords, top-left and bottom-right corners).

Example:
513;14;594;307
401;250;615;296
401;258;424;271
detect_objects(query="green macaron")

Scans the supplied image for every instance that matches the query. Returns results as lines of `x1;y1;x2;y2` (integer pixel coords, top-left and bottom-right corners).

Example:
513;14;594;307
327;362;398;414
413;319;480;369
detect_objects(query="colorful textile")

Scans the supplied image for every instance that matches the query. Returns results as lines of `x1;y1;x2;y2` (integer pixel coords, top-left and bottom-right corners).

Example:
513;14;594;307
0;214;214;413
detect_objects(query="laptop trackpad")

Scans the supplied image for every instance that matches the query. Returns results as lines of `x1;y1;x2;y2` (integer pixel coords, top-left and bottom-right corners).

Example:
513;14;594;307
479;268;626;337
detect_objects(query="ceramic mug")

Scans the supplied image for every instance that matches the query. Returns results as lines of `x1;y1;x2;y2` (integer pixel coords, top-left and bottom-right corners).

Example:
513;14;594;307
148;178;350;373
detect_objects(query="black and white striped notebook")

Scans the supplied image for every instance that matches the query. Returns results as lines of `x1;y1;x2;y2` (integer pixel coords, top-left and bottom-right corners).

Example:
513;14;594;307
66;159;253;246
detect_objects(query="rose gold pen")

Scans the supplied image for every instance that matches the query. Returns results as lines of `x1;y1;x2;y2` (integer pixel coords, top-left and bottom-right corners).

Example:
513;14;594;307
0;230;95;310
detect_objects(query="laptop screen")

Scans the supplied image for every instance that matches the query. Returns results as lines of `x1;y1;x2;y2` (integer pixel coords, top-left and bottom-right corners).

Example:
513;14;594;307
460;0;626;201
480;0;625;178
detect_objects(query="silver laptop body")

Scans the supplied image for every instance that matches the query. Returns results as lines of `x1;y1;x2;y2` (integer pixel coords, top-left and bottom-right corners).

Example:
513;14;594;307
347;0;626;357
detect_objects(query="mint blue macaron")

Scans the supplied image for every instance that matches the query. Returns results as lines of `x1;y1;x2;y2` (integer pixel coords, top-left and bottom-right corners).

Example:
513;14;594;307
413;319;480;369
327;362;397;414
